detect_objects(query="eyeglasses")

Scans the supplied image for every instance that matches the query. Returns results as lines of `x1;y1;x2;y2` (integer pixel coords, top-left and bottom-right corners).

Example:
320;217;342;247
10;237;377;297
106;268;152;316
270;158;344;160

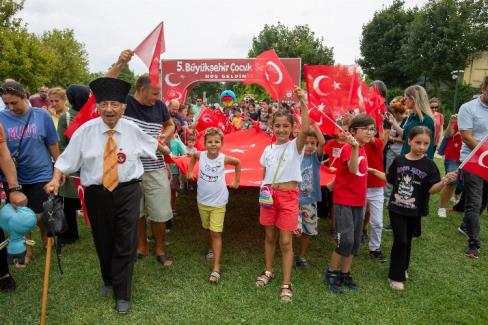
430;105;439;109
356;127;377;133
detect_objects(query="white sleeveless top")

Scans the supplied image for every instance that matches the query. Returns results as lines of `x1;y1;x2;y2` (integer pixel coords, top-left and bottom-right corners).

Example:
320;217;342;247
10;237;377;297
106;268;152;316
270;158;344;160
260;138;304;184
197;151;228;207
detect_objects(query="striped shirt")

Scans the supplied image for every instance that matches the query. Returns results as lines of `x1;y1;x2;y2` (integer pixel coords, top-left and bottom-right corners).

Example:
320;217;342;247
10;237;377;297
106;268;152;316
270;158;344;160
124;96;171;171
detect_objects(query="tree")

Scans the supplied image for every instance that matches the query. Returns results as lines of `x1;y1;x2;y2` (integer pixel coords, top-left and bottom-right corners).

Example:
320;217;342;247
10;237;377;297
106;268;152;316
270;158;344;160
0;27;56;91
358;0;416;87
401;0;488;91
41;29;90;87
0;0;24;30
249;22;334;65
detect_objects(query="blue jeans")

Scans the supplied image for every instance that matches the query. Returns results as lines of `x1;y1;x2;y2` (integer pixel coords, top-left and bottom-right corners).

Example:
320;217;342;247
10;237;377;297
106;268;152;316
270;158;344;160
463;170;488;248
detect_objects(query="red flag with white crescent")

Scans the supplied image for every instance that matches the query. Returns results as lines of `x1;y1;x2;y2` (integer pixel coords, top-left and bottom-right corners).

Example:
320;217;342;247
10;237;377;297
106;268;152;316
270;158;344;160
304;64;360;121
244;49;295;100
64;93;98;138
134;22;165;85
169;128;335;187
459;136;488;181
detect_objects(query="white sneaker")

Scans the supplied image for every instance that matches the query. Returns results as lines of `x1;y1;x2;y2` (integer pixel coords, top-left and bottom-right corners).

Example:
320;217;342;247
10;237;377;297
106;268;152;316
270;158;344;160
388;278;405;290
437;208;447;218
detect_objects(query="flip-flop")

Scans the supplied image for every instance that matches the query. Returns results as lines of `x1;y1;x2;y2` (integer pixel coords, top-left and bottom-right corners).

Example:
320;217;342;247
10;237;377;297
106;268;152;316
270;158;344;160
156;255;173;267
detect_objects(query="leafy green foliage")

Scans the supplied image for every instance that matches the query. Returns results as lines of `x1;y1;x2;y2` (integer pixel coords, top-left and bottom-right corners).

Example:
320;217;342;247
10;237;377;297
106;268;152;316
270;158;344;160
249;22;334;65
358;0;416;87
0;0;24;30
402;0;488;90
359;0;488;93
41;29;89;88
0;3;90;92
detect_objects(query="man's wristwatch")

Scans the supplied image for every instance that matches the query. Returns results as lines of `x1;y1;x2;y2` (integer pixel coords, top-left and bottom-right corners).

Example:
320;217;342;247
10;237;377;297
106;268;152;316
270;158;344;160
6;186;22;194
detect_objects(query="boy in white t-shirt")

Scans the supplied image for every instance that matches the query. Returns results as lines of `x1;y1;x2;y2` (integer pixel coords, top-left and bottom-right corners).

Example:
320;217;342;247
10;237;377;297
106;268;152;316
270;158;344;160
187;128;240;283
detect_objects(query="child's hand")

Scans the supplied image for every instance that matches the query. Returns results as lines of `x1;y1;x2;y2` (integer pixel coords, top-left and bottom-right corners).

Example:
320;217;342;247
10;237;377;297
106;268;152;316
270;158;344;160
229;179;239;189
328;166;337;173
294;87;305;99
344;132;359;147
187;172;195;182
443;171;458;184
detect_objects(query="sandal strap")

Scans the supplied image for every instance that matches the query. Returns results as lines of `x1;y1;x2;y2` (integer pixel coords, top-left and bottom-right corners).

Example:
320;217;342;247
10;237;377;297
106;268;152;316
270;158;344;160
281;283;293;291
210;271;221;279
262;270;274;278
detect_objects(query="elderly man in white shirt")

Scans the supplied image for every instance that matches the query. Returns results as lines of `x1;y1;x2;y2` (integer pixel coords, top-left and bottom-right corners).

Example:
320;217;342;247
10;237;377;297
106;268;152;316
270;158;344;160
45;77;169;314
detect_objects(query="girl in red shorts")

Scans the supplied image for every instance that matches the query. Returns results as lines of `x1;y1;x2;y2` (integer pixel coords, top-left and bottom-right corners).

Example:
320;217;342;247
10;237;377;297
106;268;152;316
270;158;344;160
255;88;310;302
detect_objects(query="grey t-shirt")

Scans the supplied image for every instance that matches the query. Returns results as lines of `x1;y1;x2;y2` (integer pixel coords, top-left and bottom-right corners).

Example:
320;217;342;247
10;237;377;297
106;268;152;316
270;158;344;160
458;97;488;161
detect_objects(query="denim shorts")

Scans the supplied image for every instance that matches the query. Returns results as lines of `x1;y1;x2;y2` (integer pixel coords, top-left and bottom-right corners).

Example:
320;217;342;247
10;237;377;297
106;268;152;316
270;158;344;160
444;159;461;185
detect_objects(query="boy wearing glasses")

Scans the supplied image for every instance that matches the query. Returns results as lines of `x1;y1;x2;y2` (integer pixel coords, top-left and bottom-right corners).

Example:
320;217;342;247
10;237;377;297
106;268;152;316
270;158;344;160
325;114;377;293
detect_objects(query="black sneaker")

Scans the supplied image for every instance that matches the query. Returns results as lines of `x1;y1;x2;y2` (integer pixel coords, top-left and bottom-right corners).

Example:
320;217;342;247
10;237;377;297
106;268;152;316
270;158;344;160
295;256;310;269
340;272;359;292
458;224;469;239
383;224;392;231
0;274;16;292
369;250;387;263
465;246;480;259
324;269;343;293
361;232;368;244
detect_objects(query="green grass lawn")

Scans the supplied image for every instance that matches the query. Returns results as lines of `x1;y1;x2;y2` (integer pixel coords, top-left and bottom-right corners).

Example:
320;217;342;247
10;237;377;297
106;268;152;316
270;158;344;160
1;186;487;324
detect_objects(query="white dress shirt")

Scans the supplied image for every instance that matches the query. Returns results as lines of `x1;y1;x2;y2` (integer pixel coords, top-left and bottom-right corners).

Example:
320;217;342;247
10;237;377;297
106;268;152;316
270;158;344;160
55;117;158;186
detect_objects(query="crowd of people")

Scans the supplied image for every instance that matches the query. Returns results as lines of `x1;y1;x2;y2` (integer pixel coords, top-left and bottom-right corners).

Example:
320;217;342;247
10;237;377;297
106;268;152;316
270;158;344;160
0;49;487;313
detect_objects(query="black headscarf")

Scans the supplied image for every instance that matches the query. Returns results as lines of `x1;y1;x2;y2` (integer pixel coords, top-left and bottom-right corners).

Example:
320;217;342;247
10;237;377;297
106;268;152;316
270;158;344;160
66;84;90;111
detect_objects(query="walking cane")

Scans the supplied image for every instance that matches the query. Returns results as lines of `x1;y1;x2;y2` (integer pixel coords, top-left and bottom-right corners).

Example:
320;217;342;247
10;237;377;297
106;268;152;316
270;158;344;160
40;236;53;325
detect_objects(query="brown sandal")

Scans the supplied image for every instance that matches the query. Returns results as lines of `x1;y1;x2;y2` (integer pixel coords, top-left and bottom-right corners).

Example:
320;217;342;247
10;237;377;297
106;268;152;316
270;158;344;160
280;283;293;302
255;270;274;287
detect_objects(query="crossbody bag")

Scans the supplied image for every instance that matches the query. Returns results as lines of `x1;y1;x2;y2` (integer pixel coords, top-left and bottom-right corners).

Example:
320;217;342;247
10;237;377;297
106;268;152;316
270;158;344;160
259;142;289;208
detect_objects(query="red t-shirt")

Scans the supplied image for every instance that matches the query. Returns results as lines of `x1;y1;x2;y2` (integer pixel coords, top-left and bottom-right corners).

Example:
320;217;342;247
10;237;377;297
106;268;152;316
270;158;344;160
333;144;368;207
324;139;346;169
365;137;387;188
444;122;462;162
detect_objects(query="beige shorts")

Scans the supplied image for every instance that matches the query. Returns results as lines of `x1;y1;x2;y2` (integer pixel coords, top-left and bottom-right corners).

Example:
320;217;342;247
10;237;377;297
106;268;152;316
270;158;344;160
140;169;173;222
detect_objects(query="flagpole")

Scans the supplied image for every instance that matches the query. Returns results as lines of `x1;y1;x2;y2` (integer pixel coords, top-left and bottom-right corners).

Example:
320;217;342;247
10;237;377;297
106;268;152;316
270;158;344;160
459;135;488;170
309;104;343;131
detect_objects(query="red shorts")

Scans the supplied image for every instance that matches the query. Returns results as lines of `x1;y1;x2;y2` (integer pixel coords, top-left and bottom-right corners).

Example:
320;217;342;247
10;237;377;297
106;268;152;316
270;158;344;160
259;188;299;231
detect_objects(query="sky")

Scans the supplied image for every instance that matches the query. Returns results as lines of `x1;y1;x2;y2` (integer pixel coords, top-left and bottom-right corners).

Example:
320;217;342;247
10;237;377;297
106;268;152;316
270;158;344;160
19;0;428;74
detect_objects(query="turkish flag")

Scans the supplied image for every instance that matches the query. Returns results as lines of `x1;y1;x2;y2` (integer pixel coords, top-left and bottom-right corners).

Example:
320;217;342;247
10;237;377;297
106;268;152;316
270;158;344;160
169;128;335;187
195;107;228;133
361;84;387;134
309;104;341;136
64;94;98;138
134;22;165;85
164;86;187;104
460;136;488;181
304;65;360;121
72;177;90;226
244;49;295;100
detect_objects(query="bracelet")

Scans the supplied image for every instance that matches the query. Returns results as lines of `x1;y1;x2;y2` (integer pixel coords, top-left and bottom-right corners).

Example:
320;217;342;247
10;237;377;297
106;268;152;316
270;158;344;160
6;186;22;194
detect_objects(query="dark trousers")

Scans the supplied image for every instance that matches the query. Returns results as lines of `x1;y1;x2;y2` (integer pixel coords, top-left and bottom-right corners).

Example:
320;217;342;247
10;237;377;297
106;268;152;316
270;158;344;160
388;212;421;282
0;229;8;277
463;170;488;248
85;182;141;301
59;197;81;242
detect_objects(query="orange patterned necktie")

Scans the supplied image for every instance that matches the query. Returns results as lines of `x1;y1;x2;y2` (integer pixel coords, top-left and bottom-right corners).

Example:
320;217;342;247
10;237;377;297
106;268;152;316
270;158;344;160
102;130;119;191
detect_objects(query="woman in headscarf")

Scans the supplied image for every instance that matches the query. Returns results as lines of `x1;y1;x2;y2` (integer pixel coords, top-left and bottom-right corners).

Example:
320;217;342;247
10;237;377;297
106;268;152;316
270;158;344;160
56;85;90;244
